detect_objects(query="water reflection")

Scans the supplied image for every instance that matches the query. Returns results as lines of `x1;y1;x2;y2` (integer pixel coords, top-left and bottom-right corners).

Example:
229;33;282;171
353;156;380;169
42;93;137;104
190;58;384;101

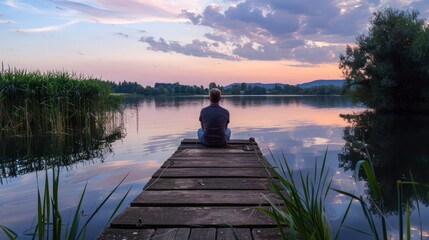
225;95;357;108
0;116;125;184
0;95;385;239
339;111;429;213
121;95;356;109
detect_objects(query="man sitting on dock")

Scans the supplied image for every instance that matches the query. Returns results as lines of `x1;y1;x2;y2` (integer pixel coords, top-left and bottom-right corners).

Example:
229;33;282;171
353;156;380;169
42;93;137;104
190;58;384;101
198;88;231;147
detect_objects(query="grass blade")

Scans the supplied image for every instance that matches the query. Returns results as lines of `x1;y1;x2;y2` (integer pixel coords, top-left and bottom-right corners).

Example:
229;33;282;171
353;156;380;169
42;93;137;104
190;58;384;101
0;225;18;239
107;186;132;224
67;182;87;240
409;172;423;240
77;173;129;239
398;181;403;240
406;201;410;240
333;198;353;240
332;188;379;240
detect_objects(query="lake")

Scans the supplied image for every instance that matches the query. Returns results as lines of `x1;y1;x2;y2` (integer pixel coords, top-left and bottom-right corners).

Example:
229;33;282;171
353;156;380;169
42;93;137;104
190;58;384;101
1;95;428;239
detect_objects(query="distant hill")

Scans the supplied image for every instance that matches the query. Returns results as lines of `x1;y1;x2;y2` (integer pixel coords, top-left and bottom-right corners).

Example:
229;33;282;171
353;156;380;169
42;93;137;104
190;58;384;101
224;79;344;89
224;83;285;89
296;79;344;88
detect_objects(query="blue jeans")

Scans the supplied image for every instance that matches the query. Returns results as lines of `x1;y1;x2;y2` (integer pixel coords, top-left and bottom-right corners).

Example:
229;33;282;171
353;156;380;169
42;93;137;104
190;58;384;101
198;128;231;146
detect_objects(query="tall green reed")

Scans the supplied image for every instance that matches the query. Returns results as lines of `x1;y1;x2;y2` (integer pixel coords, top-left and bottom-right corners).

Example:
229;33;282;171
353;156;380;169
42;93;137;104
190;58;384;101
0;67;120;136
0;167;131;240
333;145;429;240
264;146;429;240
261;149;334;240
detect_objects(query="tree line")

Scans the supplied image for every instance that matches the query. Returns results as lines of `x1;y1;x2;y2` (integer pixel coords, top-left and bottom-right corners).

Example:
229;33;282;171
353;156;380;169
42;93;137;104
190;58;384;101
101;80;342;96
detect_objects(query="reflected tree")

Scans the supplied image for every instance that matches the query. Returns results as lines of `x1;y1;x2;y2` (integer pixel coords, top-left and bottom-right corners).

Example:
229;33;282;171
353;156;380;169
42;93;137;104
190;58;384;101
339;111;429;213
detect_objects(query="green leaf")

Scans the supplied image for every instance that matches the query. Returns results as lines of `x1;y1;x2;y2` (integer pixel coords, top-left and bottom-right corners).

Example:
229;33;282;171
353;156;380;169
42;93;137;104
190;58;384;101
0;225;18;240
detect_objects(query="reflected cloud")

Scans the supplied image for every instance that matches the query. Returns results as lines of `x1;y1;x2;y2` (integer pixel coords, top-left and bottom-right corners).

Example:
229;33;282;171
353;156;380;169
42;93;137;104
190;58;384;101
302;137;329;148
68;159;161;187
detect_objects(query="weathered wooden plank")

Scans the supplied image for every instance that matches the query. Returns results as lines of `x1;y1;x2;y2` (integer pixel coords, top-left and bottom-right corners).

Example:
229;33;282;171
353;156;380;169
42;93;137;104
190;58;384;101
96;228;155;239
181;139;253;145
179;142;249;149
131;190;280;206
110;207;277;228
170;153;262;160
168;155;264;161
177;146;261;152
252;228;287;240
152;168;276;178
161;159;265;168
216;228;252;240
152;228;191;240
144;178;273;190
189;228;216;240
173;148;260;155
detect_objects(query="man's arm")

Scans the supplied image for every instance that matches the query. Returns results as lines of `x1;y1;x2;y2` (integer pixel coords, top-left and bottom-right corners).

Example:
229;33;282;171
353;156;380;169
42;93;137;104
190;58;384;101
226;111;230;129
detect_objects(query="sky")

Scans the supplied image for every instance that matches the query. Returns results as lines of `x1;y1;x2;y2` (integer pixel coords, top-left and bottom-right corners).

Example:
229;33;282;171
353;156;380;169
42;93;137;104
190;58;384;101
1;0;428;87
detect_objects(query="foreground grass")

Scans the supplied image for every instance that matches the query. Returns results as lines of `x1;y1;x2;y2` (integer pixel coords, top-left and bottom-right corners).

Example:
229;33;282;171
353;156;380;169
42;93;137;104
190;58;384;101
264;147;429;240
0;167;131;239
262;149;333;240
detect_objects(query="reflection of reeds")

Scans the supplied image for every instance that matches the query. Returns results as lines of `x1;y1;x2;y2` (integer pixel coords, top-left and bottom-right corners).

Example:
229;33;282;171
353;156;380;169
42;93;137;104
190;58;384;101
0;126;125;184
0;67;120;136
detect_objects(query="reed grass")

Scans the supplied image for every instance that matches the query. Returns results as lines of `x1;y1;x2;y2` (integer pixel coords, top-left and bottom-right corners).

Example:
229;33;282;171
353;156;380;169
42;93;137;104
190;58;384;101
332;146;429;240
0;166;131;239
0;67;120;136
265;147;429;240
262;149;334;240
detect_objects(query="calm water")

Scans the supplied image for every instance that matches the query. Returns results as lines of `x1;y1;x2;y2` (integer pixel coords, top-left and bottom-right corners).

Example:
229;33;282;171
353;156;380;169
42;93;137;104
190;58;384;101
1;95;428;239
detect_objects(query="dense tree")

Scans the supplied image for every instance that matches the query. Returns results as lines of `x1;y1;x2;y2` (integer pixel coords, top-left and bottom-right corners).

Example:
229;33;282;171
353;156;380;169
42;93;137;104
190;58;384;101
209;82;217;89
340;8;429;111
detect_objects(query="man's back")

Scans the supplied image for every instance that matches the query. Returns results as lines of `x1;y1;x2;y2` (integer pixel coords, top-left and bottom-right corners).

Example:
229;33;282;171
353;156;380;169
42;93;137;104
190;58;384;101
199;103;230;146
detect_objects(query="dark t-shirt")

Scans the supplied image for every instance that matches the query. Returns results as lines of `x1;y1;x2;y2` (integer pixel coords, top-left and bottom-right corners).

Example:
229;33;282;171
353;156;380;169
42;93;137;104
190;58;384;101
199;103;230;146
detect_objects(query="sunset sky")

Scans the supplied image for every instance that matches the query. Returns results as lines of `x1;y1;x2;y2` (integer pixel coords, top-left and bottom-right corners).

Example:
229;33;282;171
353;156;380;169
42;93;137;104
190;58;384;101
1;0;428;87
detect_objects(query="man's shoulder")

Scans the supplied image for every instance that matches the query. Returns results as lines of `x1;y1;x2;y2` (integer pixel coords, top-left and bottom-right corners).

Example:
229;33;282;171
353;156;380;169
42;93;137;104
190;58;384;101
201;105;212;112
220;106;229;113
207;104;228;110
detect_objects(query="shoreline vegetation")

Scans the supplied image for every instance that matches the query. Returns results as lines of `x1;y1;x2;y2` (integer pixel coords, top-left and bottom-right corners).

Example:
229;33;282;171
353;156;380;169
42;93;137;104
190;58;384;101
0;67;121;137
0;67;128;239
0;66;125;181
103;80;343;96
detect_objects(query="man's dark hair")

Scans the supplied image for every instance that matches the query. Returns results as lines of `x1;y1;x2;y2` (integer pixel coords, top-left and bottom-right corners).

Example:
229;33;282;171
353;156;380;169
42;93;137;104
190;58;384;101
209;88;221;103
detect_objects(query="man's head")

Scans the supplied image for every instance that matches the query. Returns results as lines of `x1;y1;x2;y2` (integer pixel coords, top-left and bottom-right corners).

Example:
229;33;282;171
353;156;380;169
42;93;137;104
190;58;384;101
209;88;222;103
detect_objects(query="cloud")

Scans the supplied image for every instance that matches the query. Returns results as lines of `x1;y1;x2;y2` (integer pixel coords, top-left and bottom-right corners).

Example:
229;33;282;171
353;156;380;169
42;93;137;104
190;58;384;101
116;32;129;38
286;63;319;68
47;0;188;24
15;20;80;33
0;20;15;24
5;0;39;11
291;44;346;64
7;0;429;65
139;36;240;60
141;0;428;64
170;0;355;63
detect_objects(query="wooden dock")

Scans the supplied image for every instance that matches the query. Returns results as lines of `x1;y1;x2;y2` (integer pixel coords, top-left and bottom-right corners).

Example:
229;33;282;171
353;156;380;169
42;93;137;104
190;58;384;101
98;139;285;240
